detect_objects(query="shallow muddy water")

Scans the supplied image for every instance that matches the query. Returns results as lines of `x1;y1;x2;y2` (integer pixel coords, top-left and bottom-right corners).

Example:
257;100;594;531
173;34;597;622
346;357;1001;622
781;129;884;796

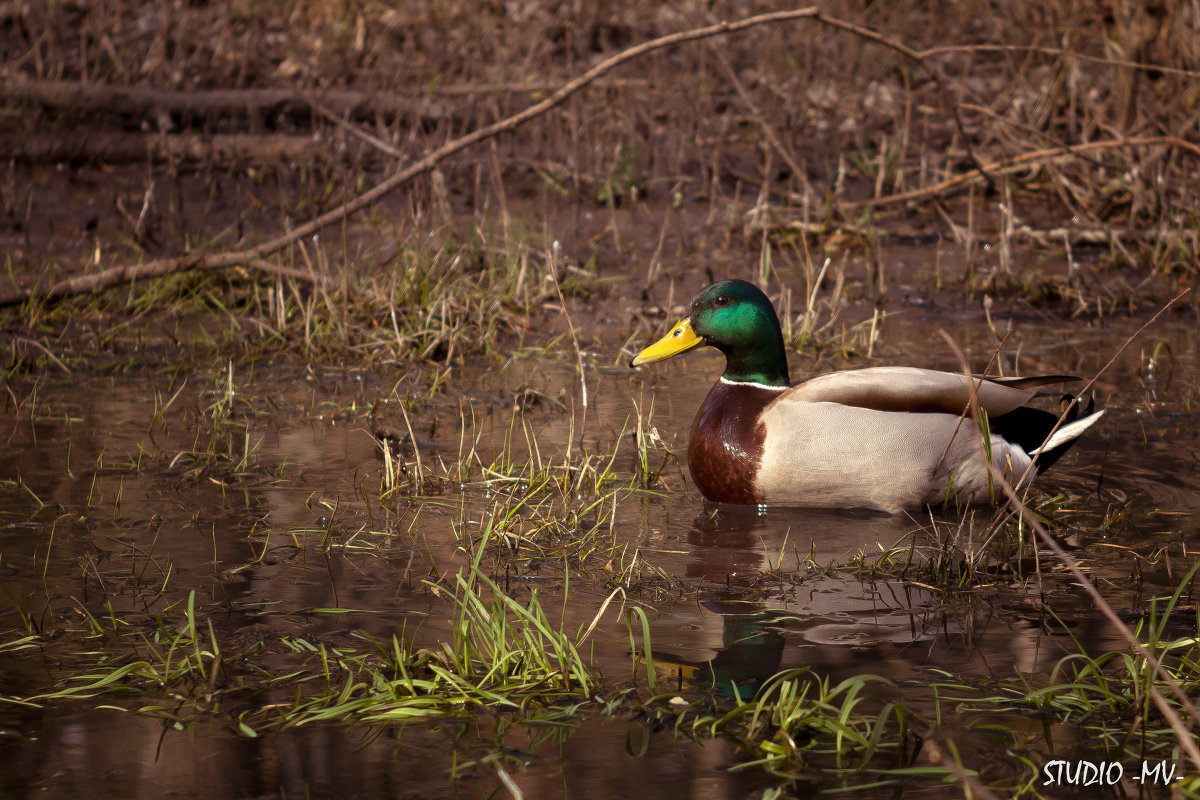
2;288;1200;798
6;0;1200;791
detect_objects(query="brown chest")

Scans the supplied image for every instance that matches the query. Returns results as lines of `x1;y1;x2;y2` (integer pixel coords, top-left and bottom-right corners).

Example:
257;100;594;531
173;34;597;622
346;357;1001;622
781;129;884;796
686;382;779;504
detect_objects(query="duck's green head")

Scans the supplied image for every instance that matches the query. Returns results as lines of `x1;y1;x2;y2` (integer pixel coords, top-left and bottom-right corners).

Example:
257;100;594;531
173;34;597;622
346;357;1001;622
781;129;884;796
631;279;790;387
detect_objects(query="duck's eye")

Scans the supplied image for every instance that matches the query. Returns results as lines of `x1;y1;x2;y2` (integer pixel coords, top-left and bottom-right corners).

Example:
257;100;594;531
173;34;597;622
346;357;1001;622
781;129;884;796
714;294;729;307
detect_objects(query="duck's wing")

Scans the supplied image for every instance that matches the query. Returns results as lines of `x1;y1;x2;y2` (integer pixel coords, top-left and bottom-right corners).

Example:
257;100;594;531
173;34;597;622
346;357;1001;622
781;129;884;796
786;366;1066;416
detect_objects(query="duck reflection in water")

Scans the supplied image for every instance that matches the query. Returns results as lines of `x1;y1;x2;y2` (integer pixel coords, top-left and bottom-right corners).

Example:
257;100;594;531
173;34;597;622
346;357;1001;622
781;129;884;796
684;507;770;582
664;505;919;699
652;592;787;702
684;504;911;583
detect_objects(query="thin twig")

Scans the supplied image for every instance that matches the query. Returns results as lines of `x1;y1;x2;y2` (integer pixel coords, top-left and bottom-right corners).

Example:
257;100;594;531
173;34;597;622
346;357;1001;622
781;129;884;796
705;39;804;181
547;242;589;453
991;461;1200;770
941;331;1200;773
16;337;70;374
808;10;994;190
1015;288;1190;487
243;258;336;287
311;101;404;158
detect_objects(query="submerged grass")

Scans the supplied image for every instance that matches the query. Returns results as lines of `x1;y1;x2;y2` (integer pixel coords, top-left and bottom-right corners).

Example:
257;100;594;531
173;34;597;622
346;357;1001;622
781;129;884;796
283;541;601;731
3;475;1200;796
6;524;603;733
623;568;1200;796
2;320;1197;797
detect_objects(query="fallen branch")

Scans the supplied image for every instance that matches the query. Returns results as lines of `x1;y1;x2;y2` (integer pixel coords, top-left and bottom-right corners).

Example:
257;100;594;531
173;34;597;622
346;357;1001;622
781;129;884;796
1014;223;1198;250
744;206;1200;252
0;75;446;125
2;7;830;307
5;253;335;306
2;75;653;120
921;43;1200;81
0;131;324;164
839;135;1200;211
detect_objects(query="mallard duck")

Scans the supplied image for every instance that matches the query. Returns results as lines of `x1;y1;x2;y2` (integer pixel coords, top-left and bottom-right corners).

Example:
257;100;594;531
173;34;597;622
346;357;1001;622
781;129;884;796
631;279;1104;512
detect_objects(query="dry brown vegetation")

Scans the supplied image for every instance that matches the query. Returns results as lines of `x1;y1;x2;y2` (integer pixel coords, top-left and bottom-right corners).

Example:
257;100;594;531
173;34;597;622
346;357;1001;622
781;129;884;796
1;0;1198;340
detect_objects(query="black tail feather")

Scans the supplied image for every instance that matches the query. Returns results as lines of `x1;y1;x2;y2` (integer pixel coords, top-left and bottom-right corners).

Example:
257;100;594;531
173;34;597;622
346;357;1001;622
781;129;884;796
989;395;1093;473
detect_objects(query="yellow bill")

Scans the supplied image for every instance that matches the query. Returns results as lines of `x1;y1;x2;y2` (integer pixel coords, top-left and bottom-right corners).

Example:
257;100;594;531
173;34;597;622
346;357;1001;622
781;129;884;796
631;319;704;365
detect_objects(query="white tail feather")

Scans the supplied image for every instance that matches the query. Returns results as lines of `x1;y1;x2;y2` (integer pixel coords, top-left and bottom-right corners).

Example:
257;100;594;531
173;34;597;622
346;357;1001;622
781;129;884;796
1031;410;1106;455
